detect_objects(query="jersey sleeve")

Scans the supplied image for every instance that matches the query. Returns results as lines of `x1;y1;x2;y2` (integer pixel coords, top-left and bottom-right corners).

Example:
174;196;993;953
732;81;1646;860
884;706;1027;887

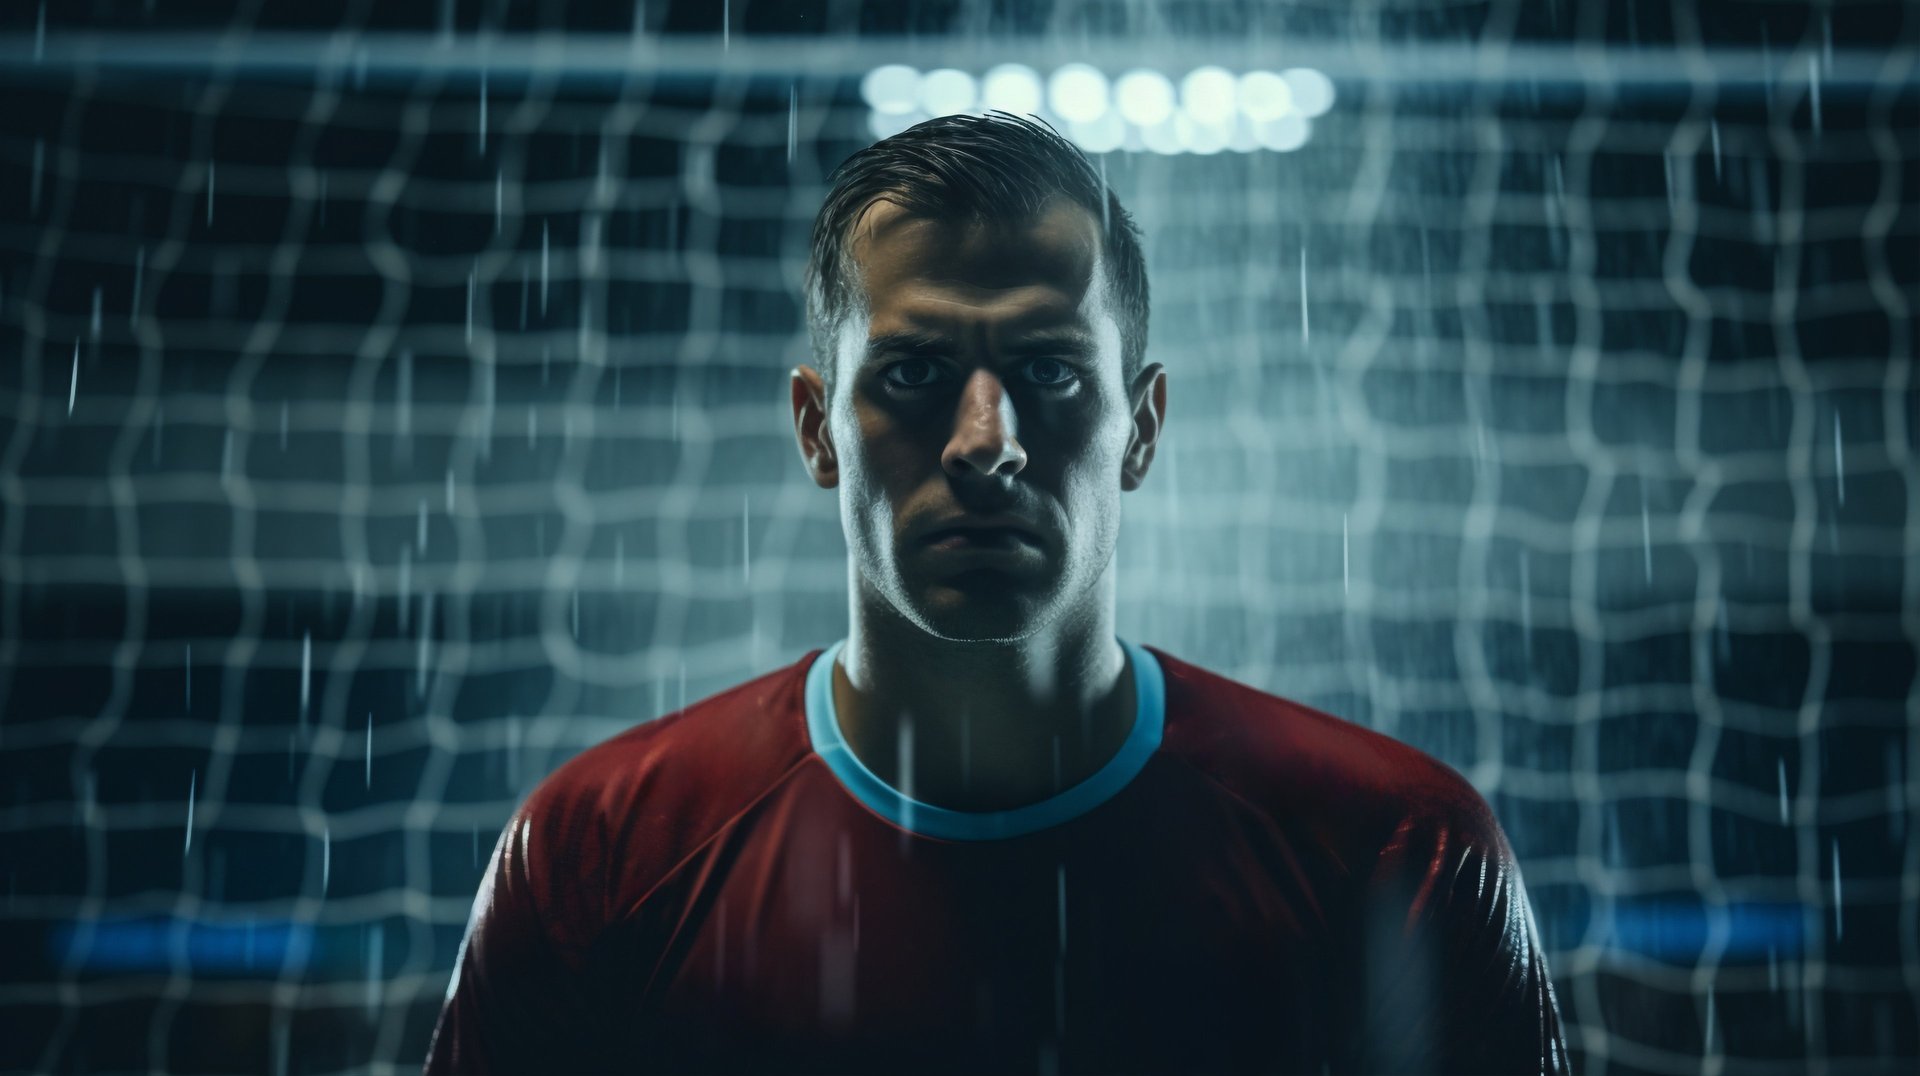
424;800;606;1075
1348;782;1572;1075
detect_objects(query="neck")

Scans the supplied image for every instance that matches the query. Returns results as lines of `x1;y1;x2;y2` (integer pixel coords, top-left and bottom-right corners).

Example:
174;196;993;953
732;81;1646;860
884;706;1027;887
831;568;1134;813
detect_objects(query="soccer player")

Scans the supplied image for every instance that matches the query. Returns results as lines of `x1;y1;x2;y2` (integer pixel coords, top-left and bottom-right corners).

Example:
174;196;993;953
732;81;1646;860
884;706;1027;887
426;112;1570;1075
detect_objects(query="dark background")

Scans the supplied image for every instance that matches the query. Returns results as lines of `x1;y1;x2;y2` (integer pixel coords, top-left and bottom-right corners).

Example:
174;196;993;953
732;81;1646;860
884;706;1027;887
1;1;1917;1073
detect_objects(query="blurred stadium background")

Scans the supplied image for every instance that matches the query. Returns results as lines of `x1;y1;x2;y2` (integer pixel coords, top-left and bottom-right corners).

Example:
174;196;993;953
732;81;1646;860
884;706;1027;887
1;1;1916;1073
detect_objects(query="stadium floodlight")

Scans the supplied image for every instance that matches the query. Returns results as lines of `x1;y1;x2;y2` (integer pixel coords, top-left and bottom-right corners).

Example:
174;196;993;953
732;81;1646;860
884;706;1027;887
1139;116;1183;155
918;67;977;117
861;64;921;114
1178;66;1237;126
1113;69;1175;127
1227;114;1261;153
1068;111;1127;154
1047;63;1110;124
1236;70;1295;122
980;63;1043;116
868;108;927;141
1254;112;1311;152
1175;112;1232;155
1280;67;1336;118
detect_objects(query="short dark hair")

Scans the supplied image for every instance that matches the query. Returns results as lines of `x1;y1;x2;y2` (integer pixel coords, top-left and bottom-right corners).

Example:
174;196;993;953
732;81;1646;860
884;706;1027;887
804;110;1149;397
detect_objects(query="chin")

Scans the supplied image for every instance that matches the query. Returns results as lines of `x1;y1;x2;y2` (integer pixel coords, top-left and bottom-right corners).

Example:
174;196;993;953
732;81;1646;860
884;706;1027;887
908;580;1056;643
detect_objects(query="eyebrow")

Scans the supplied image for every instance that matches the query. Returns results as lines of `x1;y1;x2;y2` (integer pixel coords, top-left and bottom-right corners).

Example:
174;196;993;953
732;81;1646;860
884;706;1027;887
864;327;1098;359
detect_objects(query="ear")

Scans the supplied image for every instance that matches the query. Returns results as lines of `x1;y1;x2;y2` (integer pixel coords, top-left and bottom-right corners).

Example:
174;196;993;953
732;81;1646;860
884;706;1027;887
1120;362;1165;492
791;365;838;489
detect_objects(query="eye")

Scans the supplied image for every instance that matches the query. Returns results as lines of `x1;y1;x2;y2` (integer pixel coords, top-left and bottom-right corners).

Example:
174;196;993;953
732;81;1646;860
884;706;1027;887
878;357;1083;394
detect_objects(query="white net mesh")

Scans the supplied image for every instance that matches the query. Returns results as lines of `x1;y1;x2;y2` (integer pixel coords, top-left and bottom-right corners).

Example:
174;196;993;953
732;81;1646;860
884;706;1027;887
1;3;1916;1073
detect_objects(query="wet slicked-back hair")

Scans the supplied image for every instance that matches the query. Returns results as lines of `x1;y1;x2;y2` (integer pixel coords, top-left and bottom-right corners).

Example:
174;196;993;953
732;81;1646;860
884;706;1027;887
803;111;1149;398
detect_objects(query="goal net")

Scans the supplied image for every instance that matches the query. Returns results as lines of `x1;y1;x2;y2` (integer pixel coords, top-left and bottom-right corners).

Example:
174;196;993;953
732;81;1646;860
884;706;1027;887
1;3;1915;1074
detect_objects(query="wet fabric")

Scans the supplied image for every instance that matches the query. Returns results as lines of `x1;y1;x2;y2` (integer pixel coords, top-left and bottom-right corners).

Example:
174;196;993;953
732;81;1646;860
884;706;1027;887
426;639;1569;1075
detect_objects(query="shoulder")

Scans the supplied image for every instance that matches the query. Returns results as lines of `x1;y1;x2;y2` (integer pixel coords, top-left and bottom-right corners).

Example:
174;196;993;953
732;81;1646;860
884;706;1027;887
1144;645;1503;853
505;651;817;936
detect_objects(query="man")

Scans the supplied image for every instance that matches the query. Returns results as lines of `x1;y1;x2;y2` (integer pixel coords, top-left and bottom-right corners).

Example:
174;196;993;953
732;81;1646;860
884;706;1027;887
426;111;1570;1074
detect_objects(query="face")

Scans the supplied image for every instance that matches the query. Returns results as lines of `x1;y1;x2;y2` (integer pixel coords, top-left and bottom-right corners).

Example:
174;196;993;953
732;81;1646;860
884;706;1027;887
790;195;1165;644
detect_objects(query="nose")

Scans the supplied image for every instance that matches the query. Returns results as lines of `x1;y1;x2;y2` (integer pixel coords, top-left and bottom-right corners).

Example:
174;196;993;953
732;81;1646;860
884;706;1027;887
941;367;1027;479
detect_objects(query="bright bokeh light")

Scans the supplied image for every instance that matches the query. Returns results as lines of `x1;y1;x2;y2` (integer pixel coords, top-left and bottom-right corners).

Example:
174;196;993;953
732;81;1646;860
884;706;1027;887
980;63;1043;116
1047;64;1110;124
1179;66;1237;126
1227;115;1260;153
1236;70;1294;122
1113;69;1175;127
918;68;977;117
1175;113;1231;155
868;108;927;141
1139;116;1182;155
1069;111;1126;154
861;64;920;115
1255;113;1311;152
1280;68;1335;118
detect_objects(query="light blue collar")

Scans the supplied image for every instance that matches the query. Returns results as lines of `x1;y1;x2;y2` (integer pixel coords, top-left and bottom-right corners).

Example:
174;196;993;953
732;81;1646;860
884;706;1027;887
804;636;1165;841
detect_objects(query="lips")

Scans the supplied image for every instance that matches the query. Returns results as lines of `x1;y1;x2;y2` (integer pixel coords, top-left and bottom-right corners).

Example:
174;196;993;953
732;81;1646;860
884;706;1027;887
921;516;1042;544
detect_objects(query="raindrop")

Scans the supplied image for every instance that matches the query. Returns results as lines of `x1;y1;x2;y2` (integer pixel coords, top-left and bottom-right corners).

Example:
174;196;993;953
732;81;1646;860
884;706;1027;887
300;632;312;718
897;711;916;838
131;248;144;325
1298;246;1309;346
33;3;43;61
743;493;752;586
90;286;101;338
494;171;503;234
67;340;77;416
1714;593;1731;662
471;823;480;867
30;139;42;212
321;822;331;894
1519;549;1534;662
184;643;192;711
183;768;197;857
1777;757;1790;824
478;70;488;154
206;160;215;225
1807;56;1821;137
541;221;550;315
1709;120;1722;181
571;589;580;638
279;401;289;450
1830;839;1842;940
787;84;798;165
722;0;729;50
445;468;455;513
399;544;412;632
1704;986;1717;1053
1341;512;1349;594
1056;865;1067;953
1640;488;1653;584
417;499;428;553
365;920;385;1016
1833;407;1845;506
466;267;475;345
365;712;373;789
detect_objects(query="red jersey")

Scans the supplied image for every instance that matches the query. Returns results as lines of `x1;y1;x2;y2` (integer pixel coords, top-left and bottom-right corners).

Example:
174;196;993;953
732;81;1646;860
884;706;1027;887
426;638;1569;1074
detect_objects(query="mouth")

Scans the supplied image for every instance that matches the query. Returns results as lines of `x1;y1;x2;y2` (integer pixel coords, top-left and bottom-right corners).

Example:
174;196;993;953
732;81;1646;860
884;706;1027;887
923;527;1040;553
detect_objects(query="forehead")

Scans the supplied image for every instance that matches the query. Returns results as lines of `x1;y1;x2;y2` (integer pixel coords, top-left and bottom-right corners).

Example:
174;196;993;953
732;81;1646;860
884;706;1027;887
845;196;1109;336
